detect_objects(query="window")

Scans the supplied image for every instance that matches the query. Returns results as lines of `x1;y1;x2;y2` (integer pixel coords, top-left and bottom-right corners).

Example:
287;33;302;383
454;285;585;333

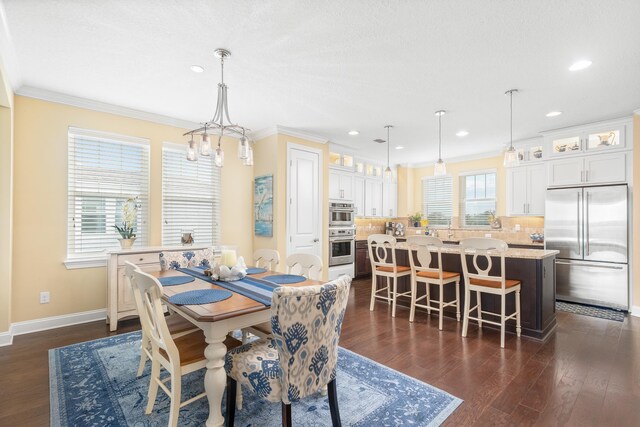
460;171;496;226
162;143;221;246
421;175;453;226
67;128;149;258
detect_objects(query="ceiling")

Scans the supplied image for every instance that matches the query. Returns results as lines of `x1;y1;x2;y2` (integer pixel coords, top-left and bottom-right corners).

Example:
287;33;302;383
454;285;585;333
2;0;639;165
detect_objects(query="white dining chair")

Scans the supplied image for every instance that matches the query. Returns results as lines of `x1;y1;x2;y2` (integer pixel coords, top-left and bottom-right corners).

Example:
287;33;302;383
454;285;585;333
459;238;521;348
253;249;280;271
368;234;412;317
285;253;323;280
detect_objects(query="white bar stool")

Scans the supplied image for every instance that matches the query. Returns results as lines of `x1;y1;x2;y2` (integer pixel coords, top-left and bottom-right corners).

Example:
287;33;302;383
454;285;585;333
368;234;412;317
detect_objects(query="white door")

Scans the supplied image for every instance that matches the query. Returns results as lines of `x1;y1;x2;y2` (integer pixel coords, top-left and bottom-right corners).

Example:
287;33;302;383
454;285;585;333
548;158;584;187
370;180;383;217
288;145;322;258
340;173;354;201
527;164;547;215
383;180;397;217
506;167;528;215
329;169;341;200
353;176;365;216
584;152;626;185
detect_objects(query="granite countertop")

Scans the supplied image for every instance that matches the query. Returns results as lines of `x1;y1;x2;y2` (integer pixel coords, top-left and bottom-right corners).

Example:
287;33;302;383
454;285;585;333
356;235;544;247
392;242;558;260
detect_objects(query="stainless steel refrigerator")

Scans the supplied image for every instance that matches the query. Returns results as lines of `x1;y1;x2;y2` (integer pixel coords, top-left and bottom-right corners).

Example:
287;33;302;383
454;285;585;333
545;184;628;310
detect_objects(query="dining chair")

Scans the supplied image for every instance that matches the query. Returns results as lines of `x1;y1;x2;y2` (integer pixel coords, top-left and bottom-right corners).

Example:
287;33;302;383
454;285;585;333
367;234;412;317
285;253;323;280
224;275;351;427
124;261;198;377
406;236;461;330
459;238;521;348
131;269;241;427
159;247;215;271
253;249;280;271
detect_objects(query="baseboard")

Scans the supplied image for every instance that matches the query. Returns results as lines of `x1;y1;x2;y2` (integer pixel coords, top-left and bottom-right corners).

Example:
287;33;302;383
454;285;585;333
0;329;13;347
10;309;107;337
631;306;640;318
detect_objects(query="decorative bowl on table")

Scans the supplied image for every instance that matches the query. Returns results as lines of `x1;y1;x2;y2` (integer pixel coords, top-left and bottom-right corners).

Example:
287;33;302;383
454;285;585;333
204;256;247;281
530;233;544;243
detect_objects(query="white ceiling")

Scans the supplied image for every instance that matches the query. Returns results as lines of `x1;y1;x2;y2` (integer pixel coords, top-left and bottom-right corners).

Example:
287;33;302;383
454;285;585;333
2;0;640;165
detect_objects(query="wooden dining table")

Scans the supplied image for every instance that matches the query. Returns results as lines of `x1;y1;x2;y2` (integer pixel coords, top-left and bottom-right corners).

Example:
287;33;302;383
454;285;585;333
152;269;320;427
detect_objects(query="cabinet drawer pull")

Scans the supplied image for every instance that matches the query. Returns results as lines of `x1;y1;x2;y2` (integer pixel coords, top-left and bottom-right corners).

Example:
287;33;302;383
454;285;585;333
139;257;144;261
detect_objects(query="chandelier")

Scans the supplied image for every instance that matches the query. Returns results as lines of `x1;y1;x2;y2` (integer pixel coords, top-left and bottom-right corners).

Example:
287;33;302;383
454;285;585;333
185;48;253;167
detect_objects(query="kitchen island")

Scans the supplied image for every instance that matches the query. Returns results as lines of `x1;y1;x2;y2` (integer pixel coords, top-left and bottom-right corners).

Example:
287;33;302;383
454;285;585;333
385;243;558;341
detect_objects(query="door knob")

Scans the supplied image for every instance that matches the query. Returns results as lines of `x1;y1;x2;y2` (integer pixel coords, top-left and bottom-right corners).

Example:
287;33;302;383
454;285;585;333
313;238;319;242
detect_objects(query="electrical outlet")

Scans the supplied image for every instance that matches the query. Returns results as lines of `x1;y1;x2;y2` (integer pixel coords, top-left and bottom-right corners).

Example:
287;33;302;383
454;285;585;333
484;233;492;238
515;224;521;231
40;291;50;304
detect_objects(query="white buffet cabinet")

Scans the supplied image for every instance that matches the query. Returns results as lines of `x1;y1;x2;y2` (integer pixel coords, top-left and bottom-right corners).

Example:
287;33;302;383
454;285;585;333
107;245;209;331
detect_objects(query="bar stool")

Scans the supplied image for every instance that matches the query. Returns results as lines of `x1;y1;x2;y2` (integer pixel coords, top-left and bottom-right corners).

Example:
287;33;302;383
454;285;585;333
368;234;412;317
459;238;521;348
406;236;460;330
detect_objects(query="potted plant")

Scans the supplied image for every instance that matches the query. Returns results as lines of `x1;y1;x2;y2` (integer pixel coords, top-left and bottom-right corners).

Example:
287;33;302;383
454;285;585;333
409;212;422;227
113;196;140;249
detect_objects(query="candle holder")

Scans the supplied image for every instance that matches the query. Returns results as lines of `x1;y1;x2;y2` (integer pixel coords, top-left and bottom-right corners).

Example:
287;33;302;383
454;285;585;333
220;245;238;267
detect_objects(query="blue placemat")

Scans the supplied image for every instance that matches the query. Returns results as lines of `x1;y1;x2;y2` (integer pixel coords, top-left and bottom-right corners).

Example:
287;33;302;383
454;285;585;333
168;289;233;305
158;276;195;286
262;274;307;284
246;267;267;275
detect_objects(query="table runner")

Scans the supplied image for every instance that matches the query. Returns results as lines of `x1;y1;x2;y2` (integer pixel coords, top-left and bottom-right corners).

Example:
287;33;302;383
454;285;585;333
176;267;279;306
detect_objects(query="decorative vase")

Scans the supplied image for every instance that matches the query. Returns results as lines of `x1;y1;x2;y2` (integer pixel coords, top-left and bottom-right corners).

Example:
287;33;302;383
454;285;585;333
118;237;136;249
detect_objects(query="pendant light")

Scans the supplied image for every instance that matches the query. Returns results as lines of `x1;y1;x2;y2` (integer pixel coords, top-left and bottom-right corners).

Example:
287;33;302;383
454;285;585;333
503;89;519;167
434;110;447;176
384;125;393;179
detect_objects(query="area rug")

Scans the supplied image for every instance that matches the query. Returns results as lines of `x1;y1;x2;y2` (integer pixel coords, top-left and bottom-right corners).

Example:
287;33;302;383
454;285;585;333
50;331;462;426
556;300;625;322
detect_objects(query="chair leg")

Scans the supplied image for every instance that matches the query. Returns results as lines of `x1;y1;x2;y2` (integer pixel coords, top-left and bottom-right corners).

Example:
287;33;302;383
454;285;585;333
241;330;249;344
425;283;431;315
516;290;522;337
476;291;483;329
438;284;444;330
462;288;470;338
409;277;417;322
145;359;161;414
391;277;398;318
236;383;243;410
137;333;150;377
226;377;237;427
500;293;506;348
281;402;292;427
168;370;181;427
320;384;328;396
369;274;377;311
386;276;391;305
327;379;342;427
455;281;461;322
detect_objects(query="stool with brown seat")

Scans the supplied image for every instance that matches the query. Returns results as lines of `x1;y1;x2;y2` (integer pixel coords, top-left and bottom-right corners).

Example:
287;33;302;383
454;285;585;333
407;236;460;330
368;234;412;317
459;238;521;348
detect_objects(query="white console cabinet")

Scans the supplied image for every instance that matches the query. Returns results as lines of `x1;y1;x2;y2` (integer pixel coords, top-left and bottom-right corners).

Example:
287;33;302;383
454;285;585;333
107;245;209;331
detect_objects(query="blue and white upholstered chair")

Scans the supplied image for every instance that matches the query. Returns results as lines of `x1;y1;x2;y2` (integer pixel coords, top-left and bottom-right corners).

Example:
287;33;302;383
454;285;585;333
224;275;351;426
159;248;215;271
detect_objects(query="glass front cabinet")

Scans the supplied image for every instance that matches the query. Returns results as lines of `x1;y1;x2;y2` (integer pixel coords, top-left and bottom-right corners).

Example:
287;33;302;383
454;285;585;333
545;118;629;158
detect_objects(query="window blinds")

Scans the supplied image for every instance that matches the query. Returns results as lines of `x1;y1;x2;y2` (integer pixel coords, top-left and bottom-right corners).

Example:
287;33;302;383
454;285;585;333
460;172;496;226
162;143;221;246
67;128;149;257
422;175;453;226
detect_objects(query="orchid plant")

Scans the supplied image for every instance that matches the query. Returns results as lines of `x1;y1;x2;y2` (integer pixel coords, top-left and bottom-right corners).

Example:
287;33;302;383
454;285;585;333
113;196;141;239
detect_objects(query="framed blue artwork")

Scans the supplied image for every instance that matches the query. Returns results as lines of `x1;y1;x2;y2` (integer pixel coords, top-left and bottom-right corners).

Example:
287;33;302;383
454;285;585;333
254;175;273;237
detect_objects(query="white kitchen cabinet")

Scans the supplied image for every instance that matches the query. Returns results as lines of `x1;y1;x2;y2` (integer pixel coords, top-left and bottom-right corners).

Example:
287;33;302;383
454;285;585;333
507;164;547;216
548;152;626;187
353;176;365;216
383;179;397;217
365;178;383;217
329;169;354;200
545;118;630;158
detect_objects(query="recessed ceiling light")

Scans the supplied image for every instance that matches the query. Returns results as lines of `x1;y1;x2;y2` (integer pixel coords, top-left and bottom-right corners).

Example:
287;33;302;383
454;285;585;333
569;60;592;71
348;130;359;136
456;130;469;137
190;65;205;73
546;111;562;117
395;146;404;150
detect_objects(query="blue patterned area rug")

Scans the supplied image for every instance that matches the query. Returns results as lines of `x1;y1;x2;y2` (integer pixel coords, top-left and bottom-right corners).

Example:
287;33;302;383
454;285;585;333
556;300;625;322
50;332;461;426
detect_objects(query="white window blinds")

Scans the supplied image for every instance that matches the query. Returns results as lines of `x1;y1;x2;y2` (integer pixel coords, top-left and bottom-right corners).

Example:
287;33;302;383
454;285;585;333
67;128;149;257
422;175;453;226
460;171;496;226
162;143;221;246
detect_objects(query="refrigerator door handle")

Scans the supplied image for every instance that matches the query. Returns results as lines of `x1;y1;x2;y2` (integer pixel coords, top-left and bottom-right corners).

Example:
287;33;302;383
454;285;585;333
576;191;581;256
585;191;590;256
555;260;625;270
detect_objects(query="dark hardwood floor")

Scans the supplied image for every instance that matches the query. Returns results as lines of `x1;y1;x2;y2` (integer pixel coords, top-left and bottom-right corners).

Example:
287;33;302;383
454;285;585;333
1;277;639;426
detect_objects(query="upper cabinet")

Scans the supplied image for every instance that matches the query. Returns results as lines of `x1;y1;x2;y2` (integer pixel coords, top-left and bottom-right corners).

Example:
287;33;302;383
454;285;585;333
510;137;545;164
506;164;546;216
329;151;354;170
545;118;629;158
548;152;627;187
329;169;354;200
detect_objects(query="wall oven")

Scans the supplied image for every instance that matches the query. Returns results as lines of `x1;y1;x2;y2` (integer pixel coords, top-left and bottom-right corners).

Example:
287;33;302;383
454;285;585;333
329;227;355;267
329;202;355;227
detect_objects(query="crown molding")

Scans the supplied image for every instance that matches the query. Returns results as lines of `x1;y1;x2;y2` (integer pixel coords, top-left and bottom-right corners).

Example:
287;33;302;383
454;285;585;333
15;86;201;130
539;114;633;135
251;125;329;144
634;108;640;115
0;1;21;93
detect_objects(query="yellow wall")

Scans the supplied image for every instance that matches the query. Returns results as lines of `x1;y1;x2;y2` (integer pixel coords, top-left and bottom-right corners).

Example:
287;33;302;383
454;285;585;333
11;96;253;323
408;155;507;217
633;113;639;309
396;166;414;217
252;134;279;257
0;106;13;333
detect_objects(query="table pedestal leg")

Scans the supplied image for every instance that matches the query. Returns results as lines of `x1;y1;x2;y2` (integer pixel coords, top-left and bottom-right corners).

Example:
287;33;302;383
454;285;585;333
204;328;228;427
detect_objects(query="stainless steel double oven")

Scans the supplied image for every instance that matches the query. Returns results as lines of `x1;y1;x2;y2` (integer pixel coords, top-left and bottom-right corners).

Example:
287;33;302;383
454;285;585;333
329;202;355;267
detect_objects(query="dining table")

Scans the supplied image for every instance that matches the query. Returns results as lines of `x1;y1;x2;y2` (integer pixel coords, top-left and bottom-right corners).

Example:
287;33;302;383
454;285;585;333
152;268;320;427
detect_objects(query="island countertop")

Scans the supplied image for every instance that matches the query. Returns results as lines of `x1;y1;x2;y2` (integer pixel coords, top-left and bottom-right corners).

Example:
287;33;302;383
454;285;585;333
393;242;559;260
